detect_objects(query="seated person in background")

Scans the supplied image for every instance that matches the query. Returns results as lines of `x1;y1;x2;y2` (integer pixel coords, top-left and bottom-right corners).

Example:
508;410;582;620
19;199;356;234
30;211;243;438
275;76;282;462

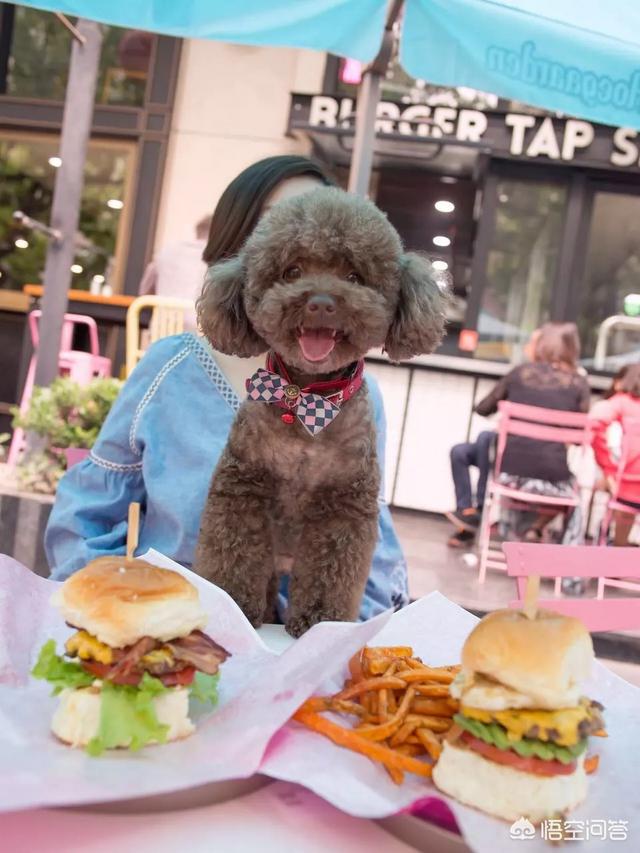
473;322;590;542
445;328;540;548
138;214;212;330
591;363;640;546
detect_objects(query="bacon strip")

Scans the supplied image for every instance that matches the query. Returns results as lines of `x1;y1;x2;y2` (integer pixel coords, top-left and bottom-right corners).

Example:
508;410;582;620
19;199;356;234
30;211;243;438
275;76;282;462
167;630;230;675
106;636;157;680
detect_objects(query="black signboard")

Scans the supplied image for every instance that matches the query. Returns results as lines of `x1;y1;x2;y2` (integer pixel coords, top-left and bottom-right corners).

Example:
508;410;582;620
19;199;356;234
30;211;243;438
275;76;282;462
289;93;640;173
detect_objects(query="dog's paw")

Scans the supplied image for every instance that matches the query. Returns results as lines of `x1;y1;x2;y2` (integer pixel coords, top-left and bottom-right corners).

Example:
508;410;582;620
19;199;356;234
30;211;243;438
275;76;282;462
285;611;323;638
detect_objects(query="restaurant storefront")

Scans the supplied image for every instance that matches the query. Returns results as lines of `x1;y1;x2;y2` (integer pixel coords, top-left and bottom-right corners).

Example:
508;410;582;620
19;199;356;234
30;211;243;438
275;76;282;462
289;91;640;372
288;63;640;512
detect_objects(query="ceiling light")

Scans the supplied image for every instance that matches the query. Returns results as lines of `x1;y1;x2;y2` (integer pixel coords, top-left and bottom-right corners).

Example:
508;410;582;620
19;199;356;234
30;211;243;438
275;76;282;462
92;274;105;285
48;156;62;168
432;260;449;271
107;199;123;210
499;193;509;203
14;238;28;249
435;200;455;213
70;264;83;274
433;235;451;247
440;176;457;184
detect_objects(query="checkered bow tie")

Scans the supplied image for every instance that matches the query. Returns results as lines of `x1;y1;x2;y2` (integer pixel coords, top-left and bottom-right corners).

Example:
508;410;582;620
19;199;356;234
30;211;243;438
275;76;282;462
246;368;340;436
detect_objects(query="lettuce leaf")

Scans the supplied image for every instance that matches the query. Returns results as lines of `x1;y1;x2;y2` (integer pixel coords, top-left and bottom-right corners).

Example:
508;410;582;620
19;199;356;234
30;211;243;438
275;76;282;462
87;673;170;757
31;639;94;695
32;641;220;756
189;672;219;706
454;714;588;764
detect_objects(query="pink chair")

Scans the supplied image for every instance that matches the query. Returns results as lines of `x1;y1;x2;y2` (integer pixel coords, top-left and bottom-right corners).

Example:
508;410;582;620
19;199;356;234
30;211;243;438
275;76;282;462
504;541;640;631
477;401;592;583
7;311;111;465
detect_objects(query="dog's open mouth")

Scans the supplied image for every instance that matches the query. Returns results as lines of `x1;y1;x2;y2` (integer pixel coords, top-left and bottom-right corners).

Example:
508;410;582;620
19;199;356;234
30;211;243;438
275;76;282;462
297;326;344;363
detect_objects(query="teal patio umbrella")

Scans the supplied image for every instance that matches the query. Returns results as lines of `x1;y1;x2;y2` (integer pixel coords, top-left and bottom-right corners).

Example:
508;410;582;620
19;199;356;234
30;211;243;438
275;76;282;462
19;0;640;131
13;0;640;384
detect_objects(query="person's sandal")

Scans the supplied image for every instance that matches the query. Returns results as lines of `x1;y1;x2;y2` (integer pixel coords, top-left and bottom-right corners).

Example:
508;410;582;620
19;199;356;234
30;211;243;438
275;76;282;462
447;530;475;549
523;527;543;542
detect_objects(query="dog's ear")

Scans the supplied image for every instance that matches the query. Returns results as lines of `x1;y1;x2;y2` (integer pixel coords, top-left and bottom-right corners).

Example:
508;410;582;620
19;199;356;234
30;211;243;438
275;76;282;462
384;253;448;362
197;256;267;356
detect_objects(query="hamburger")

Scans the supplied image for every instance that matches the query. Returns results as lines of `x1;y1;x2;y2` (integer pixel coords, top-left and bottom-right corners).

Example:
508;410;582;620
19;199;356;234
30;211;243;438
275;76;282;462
433;609;605;823
32;557;230;754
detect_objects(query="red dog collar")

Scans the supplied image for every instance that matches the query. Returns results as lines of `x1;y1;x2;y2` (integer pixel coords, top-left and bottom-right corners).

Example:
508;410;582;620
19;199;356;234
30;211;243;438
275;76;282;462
266;352;364;407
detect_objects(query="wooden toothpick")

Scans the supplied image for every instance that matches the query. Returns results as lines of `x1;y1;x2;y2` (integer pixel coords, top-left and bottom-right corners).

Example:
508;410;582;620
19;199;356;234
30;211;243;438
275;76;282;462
126;502;140;562
524;575;540;620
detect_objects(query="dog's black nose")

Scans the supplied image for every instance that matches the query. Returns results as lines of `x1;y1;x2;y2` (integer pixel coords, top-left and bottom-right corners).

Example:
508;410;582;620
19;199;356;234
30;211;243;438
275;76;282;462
306;294;336;318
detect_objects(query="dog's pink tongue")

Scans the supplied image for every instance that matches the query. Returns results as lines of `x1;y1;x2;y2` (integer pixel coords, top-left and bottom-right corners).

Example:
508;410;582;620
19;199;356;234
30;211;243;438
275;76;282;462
298;329;336;363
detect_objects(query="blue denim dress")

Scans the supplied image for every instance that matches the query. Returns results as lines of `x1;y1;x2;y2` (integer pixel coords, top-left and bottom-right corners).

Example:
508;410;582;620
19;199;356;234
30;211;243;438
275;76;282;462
45;333;409;619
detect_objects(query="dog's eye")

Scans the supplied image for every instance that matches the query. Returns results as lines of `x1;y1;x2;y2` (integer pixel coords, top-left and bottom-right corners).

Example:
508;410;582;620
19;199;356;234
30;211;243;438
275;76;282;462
347;271;364;285
283;265;302;283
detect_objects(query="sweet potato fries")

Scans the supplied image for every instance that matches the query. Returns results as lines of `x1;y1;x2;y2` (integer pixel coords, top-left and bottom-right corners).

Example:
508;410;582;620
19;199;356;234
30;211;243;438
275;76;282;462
293;645;460;784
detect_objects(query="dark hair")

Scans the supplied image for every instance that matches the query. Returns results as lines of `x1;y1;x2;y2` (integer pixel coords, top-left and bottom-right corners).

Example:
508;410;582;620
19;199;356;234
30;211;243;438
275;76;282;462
534;322;581;370
604;364;630;399
619;363;640;398
202;156;333;264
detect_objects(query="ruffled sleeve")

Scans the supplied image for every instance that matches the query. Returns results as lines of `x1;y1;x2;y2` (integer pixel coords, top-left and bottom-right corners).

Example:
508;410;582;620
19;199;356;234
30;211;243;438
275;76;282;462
44;337;189;580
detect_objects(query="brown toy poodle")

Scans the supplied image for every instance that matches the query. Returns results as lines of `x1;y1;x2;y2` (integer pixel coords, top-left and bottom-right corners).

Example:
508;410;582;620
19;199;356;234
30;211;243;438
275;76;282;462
195;186;446;636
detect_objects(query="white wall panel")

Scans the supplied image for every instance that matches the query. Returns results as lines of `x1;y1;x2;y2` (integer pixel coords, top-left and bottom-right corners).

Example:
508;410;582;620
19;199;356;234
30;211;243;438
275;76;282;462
393;372;476;512
365;362;410;504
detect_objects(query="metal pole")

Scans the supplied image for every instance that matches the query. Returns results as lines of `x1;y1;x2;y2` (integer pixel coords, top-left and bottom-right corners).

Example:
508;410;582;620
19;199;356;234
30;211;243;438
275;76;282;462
347;0;404;198
347;71;382;198
33;19;103;387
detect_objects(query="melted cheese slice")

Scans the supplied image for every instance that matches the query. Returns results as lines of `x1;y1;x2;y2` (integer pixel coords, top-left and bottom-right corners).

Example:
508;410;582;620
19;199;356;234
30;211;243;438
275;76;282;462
461;704;590;746
65;630;113;664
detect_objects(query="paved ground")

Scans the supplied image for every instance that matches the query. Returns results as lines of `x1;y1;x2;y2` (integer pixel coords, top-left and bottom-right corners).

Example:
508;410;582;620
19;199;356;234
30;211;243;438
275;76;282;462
392;507;640;687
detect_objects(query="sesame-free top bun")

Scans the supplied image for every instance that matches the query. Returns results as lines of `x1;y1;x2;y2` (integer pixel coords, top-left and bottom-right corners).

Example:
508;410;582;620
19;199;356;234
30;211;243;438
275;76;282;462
51;556;207;648
461;608;593;709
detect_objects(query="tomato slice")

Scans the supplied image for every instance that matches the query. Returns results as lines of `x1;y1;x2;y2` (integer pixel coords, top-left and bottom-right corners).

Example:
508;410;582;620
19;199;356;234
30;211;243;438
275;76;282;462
159;667;195;687
460;732;577;777
81;660;196;688
81;660;141;686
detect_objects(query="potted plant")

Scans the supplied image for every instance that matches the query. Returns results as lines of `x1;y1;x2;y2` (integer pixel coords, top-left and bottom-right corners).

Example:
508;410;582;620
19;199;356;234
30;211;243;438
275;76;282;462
10;376;122;494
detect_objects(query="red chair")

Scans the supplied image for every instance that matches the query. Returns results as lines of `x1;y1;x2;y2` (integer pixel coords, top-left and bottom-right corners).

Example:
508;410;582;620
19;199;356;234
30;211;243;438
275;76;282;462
477;401;592;583
504;541;640;632
7;310;111;465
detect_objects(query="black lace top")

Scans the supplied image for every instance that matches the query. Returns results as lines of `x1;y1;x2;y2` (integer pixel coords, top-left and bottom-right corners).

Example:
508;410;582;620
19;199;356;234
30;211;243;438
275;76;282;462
475;362;590;482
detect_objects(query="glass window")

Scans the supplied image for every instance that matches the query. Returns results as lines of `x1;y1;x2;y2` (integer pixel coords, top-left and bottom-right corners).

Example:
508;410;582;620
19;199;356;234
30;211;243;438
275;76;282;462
0;133;134;292
576;191;640;369
1;6;152;106
375;167;476;351
475;178;568;362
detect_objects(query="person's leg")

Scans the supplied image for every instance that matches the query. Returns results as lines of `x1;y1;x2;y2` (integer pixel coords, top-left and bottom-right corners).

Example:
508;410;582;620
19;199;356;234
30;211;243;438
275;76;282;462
447;442;481;532
474;431;495;508
613;510;634;546
450;442;474;511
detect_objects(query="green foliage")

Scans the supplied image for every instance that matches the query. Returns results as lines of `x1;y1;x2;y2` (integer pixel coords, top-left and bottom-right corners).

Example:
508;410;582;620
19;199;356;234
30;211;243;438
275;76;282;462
12;376;120;449
11;376;121;494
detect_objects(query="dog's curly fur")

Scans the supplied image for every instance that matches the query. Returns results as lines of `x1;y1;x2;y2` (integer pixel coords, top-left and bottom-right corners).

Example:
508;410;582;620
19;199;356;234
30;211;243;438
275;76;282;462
194;187;447;636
